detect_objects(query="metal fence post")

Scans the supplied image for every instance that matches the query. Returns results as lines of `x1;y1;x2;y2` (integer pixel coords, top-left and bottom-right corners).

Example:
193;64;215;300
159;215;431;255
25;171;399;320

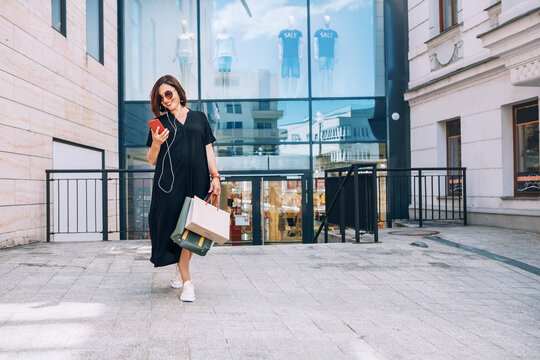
102;170;109;241
462;168;467;226
353;165;359;243
340;170;346;243
46;171;51;242
372;165;378;243
418;169;423;228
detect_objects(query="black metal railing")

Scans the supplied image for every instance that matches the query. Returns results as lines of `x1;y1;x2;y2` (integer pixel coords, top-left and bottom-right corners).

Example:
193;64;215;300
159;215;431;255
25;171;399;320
314;163;379;244
47;166;467;243
46;169;154;242
314;165;467;243
377;167;467;227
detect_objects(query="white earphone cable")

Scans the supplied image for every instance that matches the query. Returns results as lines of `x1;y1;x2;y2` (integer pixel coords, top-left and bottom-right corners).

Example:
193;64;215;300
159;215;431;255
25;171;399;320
157;111;178;193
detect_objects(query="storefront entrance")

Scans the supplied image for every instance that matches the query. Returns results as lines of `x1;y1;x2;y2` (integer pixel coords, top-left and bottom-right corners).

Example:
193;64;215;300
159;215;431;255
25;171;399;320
220;171;311;245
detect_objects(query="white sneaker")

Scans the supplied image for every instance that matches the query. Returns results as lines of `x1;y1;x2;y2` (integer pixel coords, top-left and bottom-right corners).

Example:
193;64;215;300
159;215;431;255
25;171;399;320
180;280;195;302
170;269;183;289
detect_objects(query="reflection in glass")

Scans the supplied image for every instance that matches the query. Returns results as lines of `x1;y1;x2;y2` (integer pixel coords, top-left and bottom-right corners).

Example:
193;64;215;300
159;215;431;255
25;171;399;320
86;0;103;63
200;0;308;99
124;101;196;147
201;101;309;143
311;99;386;142
124;0;198;100
313;143;387;173
214;145;309;171
51;0;65;35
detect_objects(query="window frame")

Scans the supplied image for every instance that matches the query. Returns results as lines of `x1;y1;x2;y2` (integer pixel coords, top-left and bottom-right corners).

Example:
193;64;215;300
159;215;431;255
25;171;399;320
446;119;461;195
512;100;540;197
438;0;457;33
51;0;66;36
86;0;104;64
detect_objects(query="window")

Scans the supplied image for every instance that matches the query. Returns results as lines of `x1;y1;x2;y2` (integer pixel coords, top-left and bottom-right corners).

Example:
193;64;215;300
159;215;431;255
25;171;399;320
234;121;242;129
52;0;66;36
446;119;461;194
310;0;382;97
226;103;242;114
513;102;539;196
86;0;104;63
201;0;309;99
439;0;458;32
259;101;270;111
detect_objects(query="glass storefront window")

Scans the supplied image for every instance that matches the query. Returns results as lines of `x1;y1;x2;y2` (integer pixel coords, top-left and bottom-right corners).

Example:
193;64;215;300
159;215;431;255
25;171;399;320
123;101;197;147
214;144;310;171
309;0;383;97
312;143;387;174
311;99;386;142
201;100;309;143
124;0;198;100
200;0;308;99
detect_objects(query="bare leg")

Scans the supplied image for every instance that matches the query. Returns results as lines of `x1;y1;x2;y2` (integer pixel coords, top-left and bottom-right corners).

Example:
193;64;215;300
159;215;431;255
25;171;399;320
177;249;193;283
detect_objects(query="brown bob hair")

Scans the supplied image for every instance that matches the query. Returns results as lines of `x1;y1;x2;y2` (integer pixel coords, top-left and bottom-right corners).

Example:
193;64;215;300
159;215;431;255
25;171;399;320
149;75;187;117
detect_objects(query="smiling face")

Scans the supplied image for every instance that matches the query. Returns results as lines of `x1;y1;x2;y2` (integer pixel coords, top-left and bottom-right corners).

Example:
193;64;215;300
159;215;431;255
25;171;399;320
159;83;180;112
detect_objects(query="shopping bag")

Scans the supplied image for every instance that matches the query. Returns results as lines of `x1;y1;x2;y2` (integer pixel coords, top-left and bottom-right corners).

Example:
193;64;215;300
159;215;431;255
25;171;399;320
170;196;214;256
185;192;230;245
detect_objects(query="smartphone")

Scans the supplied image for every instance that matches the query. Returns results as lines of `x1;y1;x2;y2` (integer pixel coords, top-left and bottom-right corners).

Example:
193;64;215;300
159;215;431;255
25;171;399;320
148;119;165;135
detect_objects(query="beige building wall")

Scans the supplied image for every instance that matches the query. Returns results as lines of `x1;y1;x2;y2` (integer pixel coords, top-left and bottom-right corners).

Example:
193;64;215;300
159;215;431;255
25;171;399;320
0;1;119;248
405;0;540;232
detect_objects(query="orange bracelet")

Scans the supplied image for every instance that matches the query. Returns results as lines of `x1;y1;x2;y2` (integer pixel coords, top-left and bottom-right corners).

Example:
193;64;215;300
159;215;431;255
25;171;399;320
211;173;220;179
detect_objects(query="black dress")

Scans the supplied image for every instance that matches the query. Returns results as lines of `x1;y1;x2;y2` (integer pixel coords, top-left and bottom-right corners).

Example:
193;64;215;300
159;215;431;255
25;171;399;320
146;110;216;267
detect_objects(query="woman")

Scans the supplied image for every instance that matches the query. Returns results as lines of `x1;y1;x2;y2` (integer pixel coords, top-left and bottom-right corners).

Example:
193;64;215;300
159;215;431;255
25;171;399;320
146;75;220;302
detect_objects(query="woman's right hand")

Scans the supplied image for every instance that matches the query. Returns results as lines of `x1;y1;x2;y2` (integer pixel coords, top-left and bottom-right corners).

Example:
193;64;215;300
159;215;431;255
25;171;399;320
151;125;169;147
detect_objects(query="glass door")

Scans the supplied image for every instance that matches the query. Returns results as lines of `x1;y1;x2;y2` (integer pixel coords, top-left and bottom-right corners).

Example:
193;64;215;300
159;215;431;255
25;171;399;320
262;176;306;244
220;179;253;246
220;172;310;246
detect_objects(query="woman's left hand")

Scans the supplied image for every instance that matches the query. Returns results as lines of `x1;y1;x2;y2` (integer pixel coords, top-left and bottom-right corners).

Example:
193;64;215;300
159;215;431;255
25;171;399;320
208;177;221;197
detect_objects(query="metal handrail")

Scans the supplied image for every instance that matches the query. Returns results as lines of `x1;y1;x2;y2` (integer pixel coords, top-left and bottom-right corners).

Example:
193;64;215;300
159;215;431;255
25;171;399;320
314;163;379;244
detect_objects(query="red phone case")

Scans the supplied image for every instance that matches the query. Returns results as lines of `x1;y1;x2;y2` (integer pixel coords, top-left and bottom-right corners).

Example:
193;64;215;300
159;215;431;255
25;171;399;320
148;119;165;134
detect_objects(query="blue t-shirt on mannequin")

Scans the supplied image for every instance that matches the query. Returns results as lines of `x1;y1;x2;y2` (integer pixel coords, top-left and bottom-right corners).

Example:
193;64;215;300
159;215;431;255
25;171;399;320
278;29;303;58
314;29;338;58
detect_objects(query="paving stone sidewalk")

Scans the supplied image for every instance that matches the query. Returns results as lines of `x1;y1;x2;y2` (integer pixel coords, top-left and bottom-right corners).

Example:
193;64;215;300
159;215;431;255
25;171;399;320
0;226;539;360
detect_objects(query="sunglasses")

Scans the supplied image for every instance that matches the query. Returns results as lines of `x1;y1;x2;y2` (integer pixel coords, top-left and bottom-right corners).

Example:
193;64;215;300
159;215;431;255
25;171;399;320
160;90;174;102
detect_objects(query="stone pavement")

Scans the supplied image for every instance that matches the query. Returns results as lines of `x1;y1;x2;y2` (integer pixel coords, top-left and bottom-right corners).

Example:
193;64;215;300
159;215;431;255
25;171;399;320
0;225;539;360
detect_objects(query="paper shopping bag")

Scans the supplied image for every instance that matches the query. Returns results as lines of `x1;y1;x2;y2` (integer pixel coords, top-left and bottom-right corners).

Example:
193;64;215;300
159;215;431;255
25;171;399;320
170;196;214;256
185;194;230;245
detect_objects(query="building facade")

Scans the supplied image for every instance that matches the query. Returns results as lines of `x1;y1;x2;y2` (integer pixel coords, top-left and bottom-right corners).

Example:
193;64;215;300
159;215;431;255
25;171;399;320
0;0;410;248
119;0;409;244
406;0;540;232
0;0;119;248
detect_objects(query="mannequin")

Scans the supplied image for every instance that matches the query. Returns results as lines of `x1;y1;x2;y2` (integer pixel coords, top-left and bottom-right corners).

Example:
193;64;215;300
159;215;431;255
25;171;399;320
213;28;236;98
173;20;196;92
314;15;338;95
278;16;302;97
